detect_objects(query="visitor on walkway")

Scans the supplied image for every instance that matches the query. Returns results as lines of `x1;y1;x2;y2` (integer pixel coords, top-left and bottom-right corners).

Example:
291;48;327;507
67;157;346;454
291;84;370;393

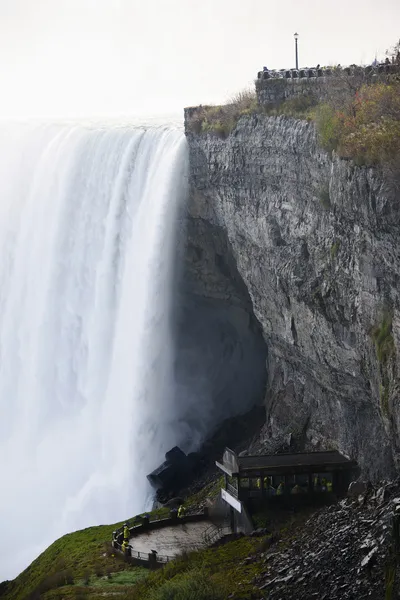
178;504;186;518
123;523;130;542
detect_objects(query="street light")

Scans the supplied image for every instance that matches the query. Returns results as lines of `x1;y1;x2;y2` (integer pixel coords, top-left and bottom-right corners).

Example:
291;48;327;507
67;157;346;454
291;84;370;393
294;32;299;70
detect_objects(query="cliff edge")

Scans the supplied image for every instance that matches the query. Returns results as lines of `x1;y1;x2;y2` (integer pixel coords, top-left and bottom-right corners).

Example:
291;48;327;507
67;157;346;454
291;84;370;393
184;111;400;479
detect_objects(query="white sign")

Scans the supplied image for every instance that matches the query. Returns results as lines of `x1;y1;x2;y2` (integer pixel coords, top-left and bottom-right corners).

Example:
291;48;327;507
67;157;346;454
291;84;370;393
221;489;242;513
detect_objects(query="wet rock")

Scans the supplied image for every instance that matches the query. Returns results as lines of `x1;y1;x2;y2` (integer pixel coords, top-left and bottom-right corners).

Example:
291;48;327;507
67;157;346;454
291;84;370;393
253;480;400;599
163;497;184;508
347;481;368;498
250;528;270;537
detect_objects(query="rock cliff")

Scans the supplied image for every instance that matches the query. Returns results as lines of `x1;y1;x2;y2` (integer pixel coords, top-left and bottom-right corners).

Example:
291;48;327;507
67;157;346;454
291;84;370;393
183;112;400;479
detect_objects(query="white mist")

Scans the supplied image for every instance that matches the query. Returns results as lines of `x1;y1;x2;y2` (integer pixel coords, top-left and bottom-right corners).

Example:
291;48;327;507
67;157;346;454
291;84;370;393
0;121;188;580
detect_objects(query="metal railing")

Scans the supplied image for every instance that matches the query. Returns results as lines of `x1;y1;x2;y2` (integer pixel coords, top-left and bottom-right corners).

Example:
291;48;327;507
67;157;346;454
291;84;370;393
112;509;208;567
113;508;205;538
227;483;238;498
202;523;231;546
113;541;174;564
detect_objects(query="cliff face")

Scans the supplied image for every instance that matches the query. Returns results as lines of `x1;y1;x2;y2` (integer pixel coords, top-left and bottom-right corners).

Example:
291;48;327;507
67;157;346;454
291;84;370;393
184;112;400;479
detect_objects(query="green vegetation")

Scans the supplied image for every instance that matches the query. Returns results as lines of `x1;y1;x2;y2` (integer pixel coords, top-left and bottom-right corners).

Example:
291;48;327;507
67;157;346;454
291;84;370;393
187;90;258;138
315;82;400;167
371;312;395;365
3;519;150;600
371;312;396;417
330;241;340;259
147;569;224;600
184;476;224;510
186;90;316;139
129;535;266;600
315;104;341;153
267;93;318;120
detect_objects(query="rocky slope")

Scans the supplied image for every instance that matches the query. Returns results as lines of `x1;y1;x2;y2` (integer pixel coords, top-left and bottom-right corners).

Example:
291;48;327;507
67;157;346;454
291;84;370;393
184;112;400;479
252;481;400;600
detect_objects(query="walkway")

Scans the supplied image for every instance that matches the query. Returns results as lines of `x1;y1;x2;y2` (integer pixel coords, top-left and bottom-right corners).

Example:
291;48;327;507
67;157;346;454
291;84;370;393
129;520;219;557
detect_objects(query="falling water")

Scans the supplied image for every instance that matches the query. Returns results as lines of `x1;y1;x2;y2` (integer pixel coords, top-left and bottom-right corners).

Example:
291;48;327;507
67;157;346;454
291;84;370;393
0;121;188;580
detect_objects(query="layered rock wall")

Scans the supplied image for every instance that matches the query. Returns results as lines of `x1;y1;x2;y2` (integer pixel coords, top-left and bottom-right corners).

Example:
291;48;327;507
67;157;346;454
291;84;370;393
184;112;400;479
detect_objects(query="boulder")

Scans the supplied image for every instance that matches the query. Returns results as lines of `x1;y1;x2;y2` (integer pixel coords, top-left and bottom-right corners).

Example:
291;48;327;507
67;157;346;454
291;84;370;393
347;481;368;498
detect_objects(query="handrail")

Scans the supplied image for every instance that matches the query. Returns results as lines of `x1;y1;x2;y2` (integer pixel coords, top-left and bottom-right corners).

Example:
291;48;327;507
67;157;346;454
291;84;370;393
112;509;208;567
113;541;174;564
113;508;205;538
203;525;231;546
227;483;238;498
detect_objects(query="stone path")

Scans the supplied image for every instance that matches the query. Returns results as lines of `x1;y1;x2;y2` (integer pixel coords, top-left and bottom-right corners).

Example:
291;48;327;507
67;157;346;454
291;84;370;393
129;520;219;557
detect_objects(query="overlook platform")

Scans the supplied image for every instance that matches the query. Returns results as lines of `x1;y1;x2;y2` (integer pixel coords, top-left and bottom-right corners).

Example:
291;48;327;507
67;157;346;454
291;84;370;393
112;509;229;568
128;520;219;558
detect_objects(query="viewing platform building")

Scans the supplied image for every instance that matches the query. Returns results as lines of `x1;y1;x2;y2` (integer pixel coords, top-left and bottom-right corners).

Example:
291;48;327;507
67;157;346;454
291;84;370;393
216;447;357;530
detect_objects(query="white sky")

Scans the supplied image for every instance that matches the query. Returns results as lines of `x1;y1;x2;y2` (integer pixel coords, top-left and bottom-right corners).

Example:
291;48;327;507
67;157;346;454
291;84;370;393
0;0;399;118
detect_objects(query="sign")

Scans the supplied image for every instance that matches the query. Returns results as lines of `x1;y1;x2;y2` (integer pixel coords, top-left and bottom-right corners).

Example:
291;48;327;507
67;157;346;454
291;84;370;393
221;489;242;513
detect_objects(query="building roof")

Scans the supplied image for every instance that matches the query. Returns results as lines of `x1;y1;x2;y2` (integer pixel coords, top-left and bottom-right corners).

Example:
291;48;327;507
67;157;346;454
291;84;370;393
238;451;353;471
216;448;356;476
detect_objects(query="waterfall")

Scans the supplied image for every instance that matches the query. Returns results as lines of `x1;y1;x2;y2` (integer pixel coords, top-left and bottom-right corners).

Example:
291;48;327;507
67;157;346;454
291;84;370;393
0;121;188;580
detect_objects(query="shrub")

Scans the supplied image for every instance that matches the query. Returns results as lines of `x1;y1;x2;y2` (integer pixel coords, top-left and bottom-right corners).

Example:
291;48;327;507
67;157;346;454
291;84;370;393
315;79;400;175
148;569;224;600
277;94;318;118
187;89;258;138
315;104;342;152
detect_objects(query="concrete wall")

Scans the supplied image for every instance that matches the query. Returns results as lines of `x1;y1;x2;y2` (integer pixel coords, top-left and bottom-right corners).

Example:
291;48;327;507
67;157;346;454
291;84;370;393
255;64;400;106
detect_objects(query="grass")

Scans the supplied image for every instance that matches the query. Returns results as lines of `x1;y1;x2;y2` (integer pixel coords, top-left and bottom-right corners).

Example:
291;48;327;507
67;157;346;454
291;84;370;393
3;519;147;600
128;535;266;600
186;90;258;138
184;476;224;511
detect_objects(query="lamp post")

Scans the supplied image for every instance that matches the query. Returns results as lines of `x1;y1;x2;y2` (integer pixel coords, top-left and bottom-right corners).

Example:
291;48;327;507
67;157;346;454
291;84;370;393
294;32;299;70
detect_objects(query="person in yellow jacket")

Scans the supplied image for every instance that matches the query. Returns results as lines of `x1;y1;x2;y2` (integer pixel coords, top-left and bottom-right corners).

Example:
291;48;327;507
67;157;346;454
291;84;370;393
123;523;130;542
327;480;333;492
177;505;186;518
277;481;285;495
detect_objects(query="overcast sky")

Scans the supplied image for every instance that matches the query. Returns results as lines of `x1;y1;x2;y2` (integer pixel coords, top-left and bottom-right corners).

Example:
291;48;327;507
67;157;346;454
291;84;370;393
0;0;399;119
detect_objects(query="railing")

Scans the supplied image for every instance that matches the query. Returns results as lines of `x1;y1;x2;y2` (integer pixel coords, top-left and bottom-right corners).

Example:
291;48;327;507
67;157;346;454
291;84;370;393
257;63;399;81
113;507;206;539
202;523;231;546
112;509;208;568
227;483;238;498
114;541;174;566
128;549;150;561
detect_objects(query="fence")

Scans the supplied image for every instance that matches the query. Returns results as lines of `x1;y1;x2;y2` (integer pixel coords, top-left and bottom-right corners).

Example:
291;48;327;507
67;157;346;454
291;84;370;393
113;540;174;568
227;483;238;498
112;508;209;568
256;63;400;81
202;522;231;546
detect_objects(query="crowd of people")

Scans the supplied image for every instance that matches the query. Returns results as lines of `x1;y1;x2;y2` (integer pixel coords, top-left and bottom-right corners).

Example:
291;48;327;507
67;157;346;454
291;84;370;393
249;475;333;495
